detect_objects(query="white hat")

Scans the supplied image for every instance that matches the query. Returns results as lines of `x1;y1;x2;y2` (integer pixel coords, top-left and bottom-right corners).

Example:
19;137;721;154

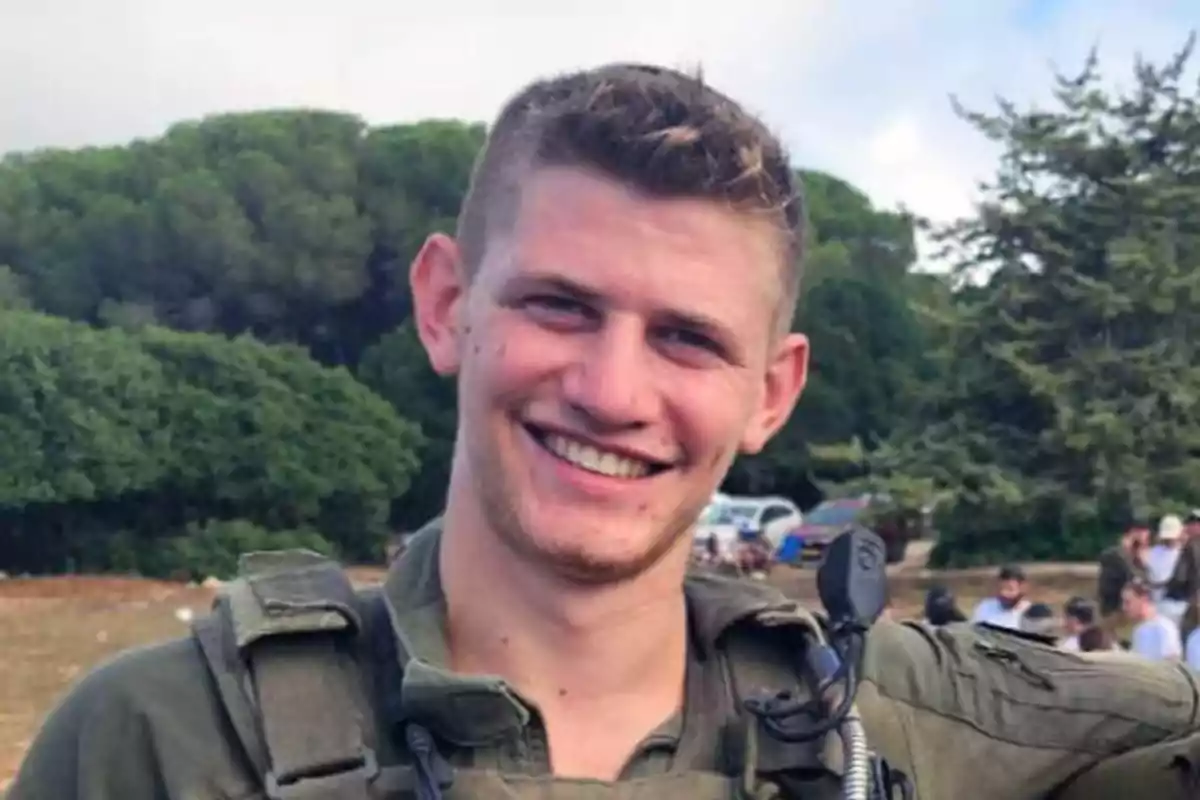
1159;514;1183;541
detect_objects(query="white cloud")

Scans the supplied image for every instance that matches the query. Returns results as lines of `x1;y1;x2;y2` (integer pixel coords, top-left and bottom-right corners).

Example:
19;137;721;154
867;115;923;170
1;0;1194;269
0;0;824;153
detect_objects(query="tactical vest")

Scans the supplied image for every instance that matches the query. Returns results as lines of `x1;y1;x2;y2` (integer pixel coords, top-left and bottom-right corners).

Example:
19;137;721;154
191;550;882;800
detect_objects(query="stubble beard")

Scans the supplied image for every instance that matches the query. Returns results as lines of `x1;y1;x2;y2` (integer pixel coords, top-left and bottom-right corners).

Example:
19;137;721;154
473;443;698;587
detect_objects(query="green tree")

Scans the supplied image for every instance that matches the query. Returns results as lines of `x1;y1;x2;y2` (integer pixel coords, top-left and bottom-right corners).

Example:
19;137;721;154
724;171;933;506
0;108;943;546
357;321;457;529
0;265;31;309
875;36;1200;566
0;311;424;572
0;114;485;365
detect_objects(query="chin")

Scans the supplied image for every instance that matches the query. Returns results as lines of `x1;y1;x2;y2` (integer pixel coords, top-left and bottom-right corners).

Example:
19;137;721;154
506;514;688;587
534;544;673;586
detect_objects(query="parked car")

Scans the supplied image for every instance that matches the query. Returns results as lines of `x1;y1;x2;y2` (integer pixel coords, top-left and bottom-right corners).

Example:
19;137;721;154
694;495;803;554
775;494;928;565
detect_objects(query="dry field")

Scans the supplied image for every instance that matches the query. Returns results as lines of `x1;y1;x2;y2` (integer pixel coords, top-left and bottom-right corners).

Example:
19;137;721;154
0;555;1098;789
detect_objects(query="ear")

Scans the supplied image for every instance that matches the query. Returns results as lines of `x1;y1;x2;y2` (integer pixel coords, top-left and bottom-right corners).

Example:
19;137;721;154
739;333;809;455
409;232;468;377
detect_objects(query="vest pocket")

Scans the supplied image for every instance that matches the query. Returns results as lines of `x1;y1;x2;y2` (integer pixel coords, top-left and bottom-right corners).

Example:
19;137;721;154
944;624;1195;754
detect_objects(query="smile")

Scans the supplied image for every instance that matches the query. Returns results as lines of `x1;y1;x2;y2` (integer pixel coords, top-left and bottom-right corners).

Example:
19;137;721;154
525;425;669;479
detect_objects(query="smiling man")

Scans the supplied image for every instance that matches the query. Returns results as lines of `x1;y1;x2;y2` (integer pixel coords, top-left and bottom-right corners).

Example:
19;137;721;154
9;63;1200;800
434;162;800;585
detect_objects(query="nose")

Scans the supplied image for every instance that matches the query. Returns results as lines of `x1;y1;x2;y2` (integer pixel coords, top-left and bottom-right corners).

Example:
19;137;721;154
560;317;658;432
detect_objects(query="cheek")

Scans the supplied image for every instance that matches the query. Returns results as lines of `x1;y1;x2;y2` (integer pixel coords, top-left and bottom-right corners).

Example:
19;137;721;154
468;316;571;399
669;374;757;466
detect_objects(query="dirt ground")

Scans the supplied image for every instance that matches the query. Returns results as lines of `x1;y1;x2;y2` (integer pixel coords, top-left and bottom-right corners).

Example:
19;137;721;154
0;559;1097;789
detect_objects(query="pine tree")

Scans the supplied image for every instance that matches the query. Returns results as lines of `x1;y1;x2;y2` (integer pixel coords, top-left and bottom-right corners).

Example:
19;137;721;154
884;35;1200;564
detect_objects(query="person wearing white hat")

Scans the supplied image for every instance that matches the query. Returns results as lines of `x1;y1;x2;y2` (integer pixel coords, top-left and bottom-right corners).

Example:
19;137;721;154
1147;514;1186;624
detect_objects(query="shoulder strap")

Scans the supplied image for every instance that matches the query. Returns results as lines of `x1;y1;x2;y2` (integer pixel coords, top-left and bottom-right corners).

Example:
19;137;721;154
694;575;912;800
717;604;846;791
193;549;380;800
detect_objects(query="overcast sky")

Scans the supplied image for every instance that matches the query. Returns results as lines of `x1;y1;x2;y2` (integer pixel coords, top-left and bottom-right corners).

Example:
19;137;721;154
2;1;1195;266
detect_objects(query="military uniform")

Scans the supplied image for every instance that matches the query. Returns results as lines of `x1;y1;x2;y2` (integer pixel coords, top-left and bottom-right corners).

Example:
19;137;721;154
9;521;1200;799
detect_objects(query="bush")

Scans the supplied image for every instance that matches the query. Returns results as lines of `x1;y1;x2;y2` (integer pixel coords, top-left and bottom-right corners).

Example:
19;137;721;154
929;497;1117;568
0;311;423;573
159;519;336;581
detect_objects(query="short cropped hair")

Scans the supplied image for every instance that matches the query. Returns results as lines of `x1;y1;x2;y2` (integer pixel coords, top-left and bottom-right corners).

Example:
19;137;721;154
456;63;804;325
1063;596;1095;625
1078;625;1113;652
997;564;1026;583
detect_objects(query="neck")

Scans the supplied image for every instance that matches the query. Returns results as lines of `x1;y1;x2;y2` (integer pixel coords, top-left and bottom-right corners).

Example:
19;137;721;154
438;484;691;712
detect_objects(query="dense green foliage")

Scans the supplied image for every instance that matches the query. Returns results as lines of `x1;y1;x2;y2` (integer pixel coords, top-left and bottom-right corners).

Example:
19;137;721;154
856;37;1200;565
1;37;1196;574
0;312;421;574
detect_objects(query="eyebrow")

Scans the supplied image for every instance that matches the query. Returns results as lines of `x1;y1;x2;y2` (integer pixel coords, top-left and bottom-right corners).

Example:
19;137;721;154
508;271;735;340
511;273;604;306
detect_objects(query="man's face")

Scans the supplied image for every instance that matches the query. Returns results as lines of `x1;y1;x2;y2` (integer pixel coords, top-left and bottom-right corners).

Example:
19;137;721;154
1121;588;1148;620
411;166;809;584
1064;615;1085;636
1126;527;1150;550
996;579;1025;608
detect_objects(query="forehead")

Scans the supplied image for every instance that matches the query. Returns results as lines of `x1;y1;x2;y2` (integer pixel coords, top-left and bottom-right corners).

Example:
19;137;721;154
487;166;783;325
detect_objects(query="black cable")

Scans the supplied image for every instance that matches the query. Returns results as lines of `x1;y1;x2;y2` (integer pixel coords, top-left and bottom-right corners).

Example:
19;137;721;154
744;631;865;743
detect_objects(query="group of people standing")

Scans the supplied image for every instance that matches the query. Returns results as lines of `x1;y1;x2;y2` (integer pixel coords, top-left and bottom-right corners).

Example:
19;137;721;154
1095;511;1200;662
923;567;1124;653
921;511;1200;666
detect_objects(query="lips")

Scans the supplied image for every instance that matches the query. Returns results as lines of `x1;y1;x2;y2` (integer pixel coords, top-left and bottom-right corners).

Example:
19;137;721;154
523;424;672;479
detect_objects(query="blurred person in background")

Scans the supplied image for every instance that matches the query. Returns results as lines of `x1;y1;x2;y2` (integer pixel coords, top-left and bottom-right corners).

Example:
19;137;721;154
1180;591;1200;670
1079;625;1118;653
1020;602;1059;640
733;532;772;578
1165;510;1200;607
1146;514;1186;624
1060;596;1097;651
970;564;1030;630
1097;519;1150;635
923;584;967;626
1123;579;1181;661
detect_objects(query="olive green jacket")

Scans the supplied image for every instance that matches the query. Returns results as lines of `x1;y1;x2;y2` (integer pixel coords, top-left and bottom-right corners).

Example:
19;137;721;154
8;523;1200;799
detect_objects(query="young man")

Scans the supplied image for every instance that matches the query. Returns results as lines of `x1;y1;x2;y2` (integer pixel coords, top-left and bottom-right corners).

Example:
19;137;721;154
1123;579;1183;662
1146;514;1186;624
1019;602;1059;640
1166;510;1200;605
1078;625;1118;653
9;63;1200;800
1060;595;1097;651
1097;520;1150;633
923;583;967;625
969;564;1031;630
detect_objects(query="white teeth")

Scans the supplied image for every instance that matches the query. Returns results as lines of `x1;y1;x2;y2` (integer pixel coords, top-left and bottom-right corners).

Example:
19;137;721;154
543;433;652;479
